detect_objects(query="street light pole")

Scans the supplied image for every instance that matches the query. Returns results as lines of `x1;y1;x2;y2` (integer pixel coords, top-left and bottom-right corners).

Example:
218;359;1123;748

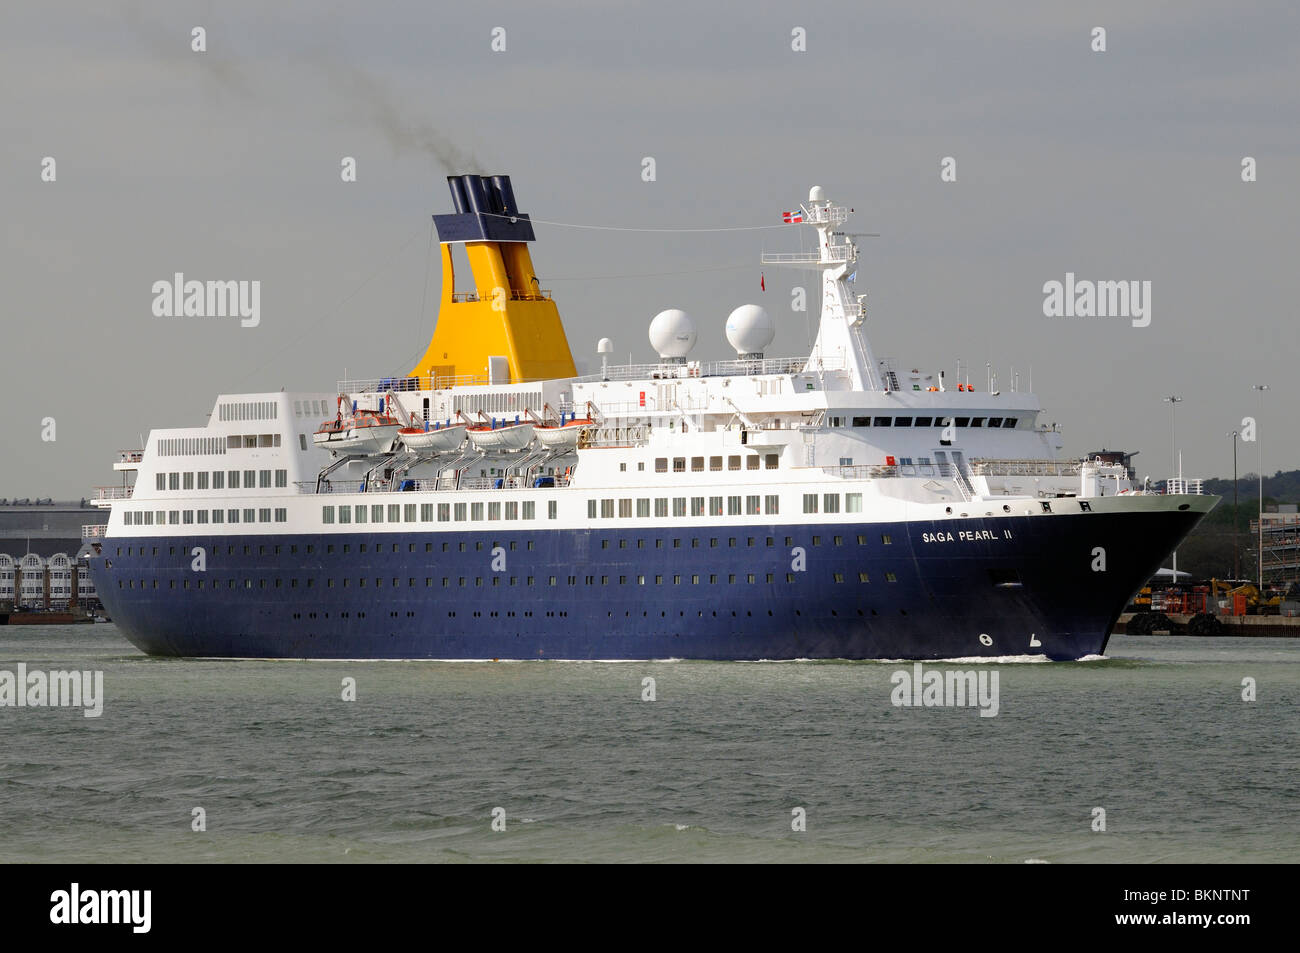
1162;396;1183;489
1252;384;1269;589
1228;430;1239;579
1163;396;1183;580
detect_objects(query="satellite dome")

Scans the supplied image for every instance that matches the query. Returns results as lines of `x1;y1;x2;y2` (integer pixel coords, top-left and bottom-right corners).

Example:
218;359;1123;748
808;185;826;203
725;304;775;357
649;309;696;360
596;337;613;354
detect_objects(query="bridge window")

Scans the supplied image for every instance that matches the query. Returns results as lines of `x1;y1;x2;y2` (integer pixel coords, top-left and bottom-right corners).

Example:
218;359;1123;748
852;416;870;427
873;417;891;427
955;417;970;427
1002;418;1018;428
895;416;913;427
914;416;933;427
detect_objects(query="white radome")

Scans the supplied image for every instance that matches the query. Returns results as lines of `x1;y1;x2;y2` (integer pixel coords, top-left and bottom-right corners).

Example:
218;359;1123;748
808;185;826;203
597;337;614;354
648;309;697;359
725;304;775;356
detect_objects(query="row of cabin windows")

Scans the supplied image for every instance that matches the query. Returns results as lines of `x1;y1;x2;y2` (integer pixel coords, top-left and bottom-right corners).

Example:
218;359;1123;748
802;493;867;514
843;415;1018;429
116;540;532;558
112;533;889;559
655;454;780;473
587;495;781;519
156;469;288;491
117;570;899;590
124;508;288;526
322;500;557;524
157;437;227;456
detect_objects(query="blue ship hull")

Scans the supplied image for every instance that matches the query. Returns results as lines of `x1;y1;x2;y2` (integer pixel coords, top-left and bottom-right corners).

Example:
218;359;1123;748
88;509;1205;660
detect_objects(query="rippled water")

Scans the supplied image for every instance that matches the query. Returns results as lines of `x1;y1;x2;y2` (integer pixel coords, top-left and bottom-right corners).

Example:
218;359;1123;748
1;626;1296;862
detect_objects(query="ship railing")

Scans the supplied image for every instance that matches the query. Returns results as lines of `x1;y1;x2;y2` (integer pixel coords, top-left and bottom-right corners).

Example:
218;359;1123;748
760;246;853;266
336;373;494;394
116;450;145;464
969;459;1082;477
450;290;551;303
572;355;840;384
93;486;134;500
821;464;958;480
800;204;850;226
82;524;108;538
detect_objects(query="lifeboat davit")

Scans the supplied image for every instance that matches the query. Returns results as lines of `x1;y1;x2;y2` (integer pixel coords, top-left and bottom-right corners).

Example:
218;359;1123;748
534;417;595;451
467;419;535;451
400;421;467;453
313;409;401;455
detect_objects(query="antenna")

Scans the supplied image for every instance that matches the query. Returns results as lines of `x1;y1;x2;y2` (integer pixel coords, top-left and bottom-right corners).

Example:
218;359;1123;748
597;337;613;380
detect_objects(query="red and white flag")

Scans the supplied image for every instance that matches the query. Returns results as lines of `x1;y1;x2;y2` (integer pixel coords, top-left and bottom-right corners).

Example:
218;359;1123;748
782;210;803;223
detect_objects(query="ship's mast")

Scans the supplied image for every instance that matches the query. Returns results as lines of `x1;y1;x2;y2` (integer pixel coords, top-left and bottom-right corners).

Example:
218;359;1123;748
762;186;881;391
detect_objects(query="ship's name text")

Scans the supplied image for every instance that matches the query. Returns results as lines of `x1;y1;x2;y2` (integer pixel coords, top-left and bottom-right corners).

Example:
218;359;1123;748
921;530;1000;543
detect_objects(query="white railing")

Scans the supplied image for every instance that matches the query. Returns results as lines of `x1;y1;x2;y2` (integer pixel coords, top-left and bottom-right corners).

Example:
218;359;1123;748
575;355;840;384
821;464;958;480
761;245;853;266
303;475;573;496
969;459;1081;477
337;374;491;394
93;486;133;500
116;450;144;464
800;204;850;226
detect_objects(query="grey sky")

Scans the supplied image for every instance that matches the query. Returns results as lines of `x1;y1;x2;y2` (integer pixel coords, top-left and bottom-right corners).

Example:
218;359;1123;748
3;0;1297;498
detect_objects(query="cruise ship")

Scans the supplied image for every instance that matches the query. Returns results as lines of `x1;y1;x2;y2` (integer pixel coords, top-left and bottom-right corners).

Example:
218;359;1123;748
85;175;1216;660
